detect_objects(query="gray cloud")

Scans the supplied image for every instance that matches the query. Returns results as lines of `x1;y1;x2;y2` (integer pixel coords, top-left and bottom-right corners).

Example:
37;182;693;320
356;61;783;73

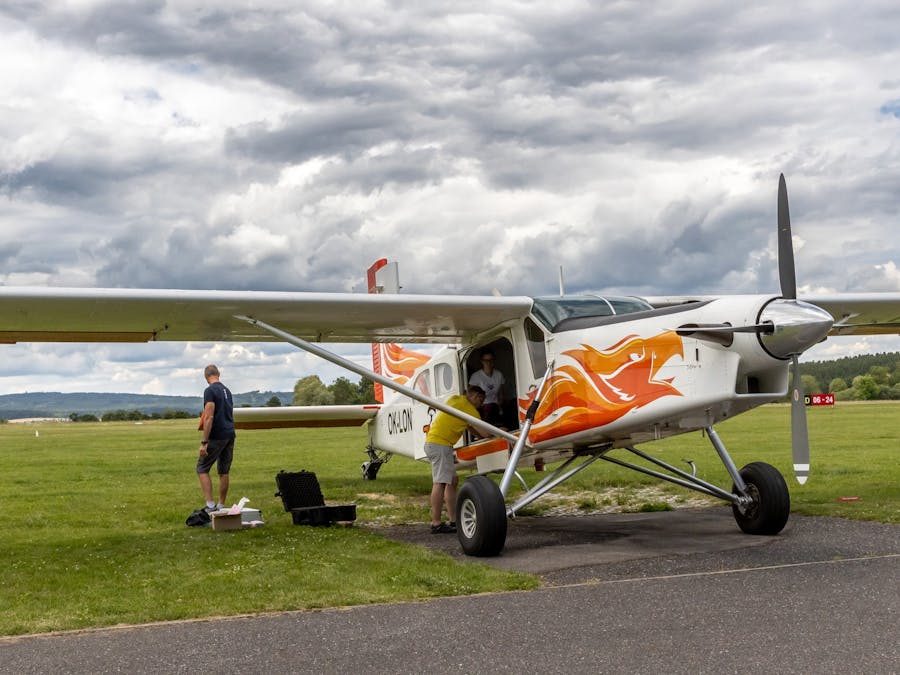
225;104;415;165
1;1;899;391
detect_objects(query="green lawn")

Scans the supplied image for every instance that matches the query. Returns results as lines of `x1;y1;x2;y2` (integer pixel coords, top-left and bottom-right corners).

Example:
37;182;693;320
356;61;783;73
0;401;896;635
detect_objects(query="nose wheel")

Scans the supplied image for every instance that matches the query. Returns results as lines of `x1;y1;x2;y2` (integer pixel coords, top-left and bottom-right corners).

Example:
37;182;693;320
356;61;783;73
361;446;391;480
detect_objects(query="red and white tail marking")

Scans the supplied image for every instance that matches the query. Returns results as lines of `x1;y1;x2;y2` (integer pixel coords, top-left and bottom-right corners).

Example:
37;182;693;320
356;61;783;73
366;258;400;403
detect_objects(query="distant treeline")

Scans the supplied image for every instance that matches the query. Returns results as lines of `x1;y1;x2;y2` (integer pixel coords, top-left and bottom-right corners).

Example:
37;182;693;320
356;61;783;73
291;376;376;405
0;390;293;420
69;409;197;423
800;352;900;400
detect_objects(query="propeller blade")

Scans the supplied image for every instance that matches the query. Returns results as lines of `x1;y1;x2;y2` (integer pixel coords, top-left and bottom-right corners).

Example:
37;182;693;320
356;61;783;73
790;355;810;484
777;174;797;300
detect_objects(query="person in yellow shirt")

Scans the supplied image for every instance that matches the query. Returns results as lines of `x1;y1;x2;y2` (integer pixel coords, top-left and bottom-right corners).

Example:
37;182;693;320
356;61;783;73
424;385;487;533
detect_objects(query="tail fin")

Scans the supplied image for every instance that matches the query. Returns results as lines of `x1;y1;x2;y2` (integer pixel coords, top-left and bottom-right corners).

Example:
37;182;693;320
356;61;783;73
366;259;429;403
367;259;398;403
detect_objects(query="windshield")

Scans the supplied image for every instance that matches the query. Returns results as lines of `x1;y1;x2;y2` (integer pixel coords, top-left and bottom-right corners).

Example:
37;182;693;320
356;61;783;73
531;295;654;331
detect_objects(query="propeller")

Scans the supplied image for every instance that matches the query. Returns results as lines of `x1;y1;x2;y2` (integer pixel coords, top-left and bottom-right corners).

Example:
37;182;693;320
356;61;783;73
777;174;797;300
790;354;810;484
676;176;826;483
777;174;810;485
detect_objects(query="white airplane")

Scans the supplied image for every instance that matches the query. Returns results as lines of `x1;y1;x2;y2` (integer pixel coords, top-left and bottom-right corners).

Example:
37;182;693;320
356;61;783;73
1;176;898;556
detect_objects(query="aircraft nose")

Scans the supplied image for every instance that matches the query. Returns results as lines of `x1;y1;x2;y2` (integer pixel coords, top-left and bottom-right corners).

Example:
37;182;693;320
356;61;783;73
757;299;834;359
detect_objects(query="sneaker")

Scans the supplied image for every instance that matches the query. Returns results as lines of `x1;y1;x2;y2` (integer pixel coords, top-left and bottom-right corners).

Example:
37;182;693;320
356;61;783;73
430;522;456;534
203;505;218;513
215;504;226;511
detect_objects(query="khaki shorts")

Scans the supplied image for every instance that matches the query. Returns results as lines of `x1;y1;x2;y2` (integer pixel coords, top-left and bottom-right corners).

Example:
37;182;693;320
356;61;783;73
196;437;235;475
424;442;456;484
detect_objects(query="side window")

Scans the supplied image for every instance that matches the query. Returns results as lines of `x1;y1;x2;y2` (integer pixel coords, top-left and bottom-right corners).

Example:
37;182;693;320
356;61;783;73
413;371;432;397
525;317;547;378
434;363;455;395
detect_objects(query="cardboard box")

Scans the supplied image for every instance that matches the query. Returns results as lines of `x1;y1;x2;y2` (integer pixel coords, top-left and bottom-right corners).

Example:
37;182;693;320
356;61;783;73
210;511;242;531
210;508;264;530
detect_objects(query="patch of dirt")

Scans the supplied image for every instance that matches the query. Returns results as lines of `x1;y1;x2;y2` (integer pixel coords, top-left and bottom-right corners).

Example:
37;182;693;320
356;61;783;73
529;486;717;517
358;484;718;527
357;493;398;502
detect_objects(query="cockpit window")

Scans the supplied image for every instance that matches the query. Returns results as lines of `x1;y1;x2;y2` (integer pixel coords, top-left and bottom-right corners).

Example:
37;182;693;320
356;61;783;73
531;295;654;332
607;297;656;315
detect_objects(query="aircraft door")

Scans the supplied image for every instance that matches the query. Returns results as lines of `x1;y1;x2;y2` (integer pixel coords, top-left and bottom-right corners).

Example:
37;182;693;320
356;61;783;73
464;335;518;431
409;354;459;459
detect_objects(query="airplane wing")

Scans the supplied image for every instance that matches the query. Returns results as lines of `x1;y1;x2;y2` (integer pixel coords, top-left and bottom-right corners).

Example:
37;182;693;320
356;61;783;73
0;287;534;344
803;294;900;335
233;404;380;429
2;286;896;343
643;293;900;336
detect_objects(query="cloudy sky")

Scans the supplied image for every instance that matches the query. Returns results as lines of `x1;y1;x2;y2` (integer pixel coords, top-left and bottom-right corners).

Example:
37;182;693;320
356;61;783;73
2;1;899;396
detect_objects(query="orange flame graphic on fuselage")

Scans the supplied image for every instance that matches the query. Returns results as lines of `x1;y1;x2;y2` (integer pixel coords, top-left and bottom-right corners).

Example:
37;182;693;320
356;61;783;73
520;331;684;443
372;343;431;403
381;343;430;385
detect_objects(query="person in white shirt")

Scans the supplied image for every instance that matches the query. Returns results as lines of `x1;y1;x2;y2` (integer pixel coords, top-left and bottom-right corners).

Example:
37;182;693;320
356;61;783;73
468;348;506;426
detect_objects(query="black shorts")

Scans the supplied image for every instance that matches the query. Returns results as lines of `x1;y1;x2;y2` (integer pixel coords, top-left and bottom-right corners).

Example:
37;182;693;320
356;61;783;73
196;437;235;475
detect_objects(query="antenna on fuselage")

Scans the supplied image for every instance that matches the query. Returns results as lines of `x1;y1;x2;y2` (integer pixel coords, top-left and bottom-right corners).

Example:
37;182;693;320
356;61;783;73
558;265;565;296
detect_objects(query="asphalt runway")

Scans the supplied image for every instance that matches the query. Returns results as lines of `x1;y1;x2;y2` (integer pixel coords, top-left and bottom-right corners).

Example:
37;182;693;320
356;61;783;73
2;508;898;674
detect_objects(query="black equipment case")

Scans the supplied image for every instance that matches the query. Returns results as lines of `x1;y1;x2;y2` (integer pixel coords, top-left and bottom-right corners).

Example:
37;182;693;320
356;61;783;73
274;470;357;525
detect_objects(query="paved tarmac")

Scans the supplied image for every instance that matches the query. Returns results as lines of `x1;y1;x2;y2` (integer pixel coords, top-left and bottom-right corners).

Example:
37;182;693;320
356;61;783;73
2;508;898;674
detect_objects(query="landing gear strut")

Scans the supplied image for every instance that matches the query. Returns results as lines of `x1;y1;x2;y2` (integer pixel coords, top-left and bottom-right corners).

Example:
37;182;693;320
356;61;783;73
456;423;792;557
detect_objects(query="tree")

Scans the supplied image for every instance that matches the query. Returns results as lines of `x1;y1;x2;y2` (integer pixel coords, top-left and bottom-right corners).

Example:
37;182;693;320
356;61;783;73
828;377;848;392
293;375;334;405
357;377;376;403
265;396;282;407
69;413;100;423
329;377;359;404
800;374;821;395
162;409;193;419
867;366;891;385
291;375;377;405
852;375;881;400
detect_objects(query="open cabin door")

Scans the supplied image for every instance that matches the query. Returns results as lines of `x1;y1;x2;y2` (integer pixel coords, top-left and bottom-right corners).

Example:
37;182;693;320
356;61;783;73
406;347;461;459
463;334;520;432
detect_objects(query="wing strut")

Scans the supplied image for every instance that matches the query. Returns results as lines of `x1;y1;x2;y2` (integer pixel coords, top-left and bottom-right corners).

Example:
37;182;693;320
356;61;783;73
233;315;522;446
499;360;554;498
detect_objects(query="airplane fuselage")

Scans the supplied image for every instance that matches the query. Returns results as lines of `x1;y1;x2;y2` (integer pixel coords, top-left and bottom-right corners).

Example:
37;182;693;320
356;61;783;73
368;293;831;472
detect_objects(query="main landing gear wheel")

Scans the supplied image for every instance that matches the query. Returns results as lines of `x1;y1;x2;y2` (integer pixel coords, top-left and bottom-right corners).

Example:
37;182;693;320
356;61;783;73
732;461;791;535
456;475;507;557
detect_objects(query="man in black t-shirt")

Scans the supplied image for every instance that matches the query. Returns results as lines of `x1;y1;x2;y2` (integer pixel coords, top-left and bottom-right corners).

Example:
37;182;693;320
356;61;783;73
197;364;236;511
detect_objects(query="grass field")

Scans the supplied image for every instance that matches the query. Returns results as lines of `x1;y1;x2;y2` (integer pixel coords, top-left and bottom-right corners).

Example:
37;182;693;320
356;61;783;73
1;402;896;636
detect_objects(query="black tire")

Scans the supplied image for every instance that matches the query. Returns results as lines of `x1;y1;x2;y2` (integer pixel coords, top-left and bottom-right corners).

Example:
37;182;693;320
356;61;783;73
361;461;381;480
456;475;508;557
731;461;790;535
